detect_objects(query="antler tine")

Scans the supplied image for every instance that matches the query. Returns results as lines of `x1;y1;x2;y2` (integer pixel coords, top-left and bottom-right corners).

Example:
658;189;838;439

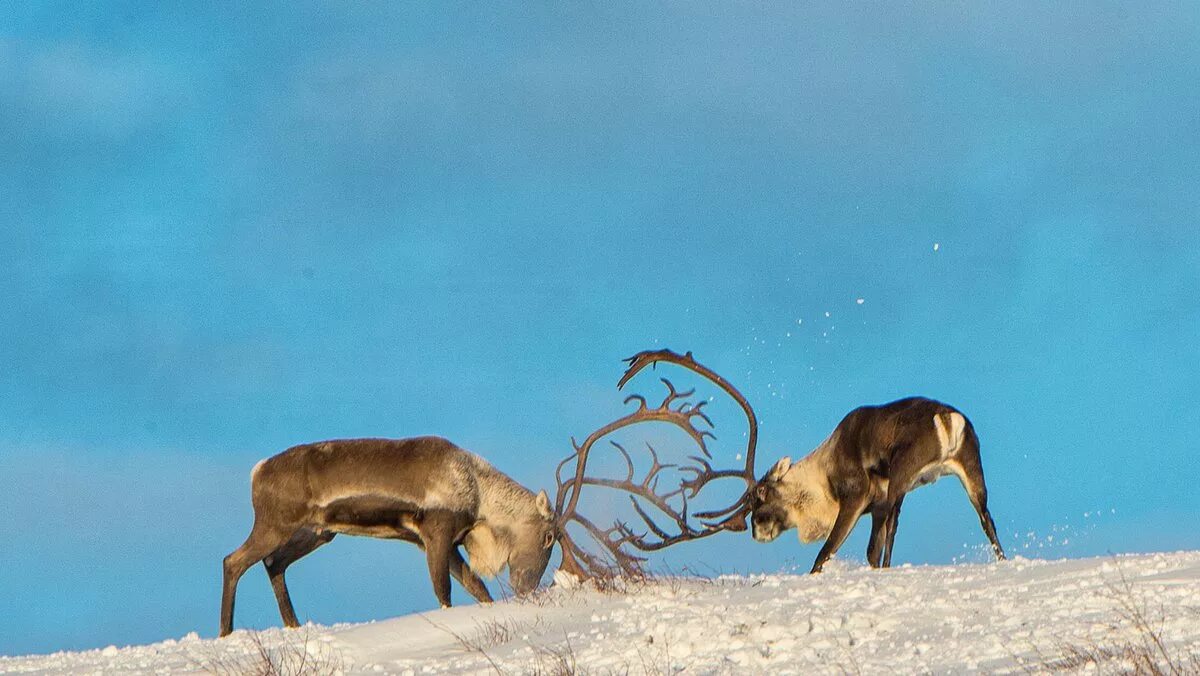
641;443;678;489
681;400;715;429
618;349;698;391
554;454;573;485
611;441;636;483
603;521;640;549
629;497;678;541
568;530;646;577
622;394;649;411
693;494;752;528
676;454;731;497
657;378;697;408
573;512;648;563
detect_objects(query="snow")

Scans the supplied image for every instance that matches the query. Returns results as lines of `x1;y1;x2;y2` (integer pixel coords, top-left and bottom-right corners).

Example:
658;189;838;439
4;552;1198;674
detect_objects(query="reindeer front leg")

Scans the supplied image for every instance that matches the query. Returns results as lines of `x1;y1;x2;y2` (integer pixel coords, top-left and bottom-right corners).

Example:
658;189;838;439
448;548;493;603
810;493;870;574
419;511;457;608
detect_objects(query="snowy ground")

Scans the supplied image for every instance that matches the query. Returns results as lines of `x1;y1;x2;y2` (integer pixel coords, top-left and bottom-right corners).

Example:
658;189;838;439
4;551;1198;675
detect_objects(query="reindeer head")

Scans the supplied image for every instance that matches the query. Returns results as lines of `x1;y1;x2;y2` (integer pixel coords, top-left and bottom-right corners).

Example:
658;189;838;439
752;455;836;544
463;489;556;595
507;489;556;595
751;456;794;542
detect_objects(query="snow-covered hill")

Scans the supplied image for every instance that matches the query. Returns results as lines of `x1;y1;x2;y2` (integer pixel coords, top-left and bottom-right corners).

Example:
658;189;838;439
5;552;1198;675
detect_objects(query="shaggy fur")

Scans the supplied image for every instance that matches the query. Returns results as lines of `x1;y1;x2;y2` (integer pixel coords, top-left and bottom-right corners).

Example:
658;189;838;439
220;437;555;637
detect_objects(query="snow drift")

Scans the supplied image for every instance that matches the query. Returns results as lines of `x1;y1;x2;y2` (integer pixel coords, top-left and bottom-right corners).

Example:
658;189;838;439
4;551;1198;674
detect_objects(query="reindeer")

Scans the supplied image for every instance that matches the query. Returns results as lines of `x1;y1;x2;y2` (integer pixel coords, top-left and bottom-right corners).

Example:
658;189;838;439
751;397;1006;573
220;436;556;637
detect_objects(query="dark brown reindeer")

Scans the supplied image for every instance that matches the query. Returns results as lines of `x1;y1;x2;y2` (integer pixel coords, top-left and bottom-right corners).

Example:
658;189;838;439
220;437;555;637
751;397;1006;573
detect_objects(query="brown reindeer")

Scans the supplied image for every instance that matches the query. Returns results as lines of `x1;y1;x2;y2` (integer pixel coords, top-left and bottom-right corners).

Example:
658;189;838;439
219;436;555;637
751;397;1005;573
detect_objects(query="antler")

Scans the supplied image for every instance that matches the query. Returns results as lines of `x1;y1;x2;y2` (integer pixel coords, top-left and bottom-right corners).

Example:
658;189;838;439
554;349;759;580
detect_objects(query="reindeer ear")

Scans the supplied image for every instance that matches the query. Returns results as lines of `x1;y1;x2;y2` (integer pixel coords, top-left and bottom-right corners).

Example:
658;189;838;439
535;489;552;518
767;456;792;481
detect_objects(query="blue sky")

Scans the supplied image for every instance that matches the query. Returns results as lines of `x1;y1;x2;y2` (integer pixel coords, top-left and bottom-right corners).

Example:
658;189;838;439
2;1;1198;656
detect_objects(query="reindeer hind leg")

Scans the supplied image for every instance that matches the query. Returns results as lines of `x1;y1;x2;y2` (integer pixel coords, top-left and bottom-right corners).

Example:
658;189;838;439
264;529;335;628
221;522;293;637
878;440;941;568
950;457;1006;561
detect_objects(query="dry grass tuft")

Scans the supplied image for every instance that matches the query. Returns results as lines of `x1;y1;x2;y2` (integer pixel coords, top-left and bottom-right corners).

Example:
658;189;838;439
1025;564;1199;675
195;627;344;676
529;635;587;676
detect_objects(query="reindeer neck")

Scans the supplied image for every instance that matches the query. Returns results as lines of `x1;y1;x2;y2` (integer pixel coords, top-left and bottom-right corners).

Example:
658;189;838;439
468;455;537;527
801;430;839;467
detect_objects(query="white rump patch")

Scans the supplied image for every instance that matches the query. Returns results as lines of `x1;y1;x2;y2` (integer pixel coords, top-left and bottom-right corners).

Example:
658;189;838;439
933;412;966;458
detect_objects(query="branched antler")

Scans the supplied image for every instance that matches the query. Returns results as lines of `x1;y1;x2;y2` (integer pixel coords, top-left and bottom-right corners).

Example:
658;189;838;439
554;349;758;580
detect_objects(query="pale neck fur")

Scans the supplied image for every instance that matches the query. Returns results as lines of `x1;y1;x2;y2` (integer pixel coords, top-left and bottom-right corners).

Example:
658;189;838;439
801;431;838;468
461;454;541;577
466;453;539;528
781;431;840;543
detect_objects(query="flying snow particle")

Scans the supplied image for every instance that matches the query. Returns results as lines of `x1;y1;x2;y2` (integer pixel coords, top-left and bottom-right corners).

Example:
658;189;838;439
824;311;831;318
933;242;940;251
855;298;864;305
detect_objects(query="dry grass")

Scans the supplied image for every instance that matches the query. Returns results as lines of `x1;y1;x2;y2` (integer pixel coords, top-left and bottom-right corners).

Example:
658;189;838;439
561;562;715;597
416;567;735;674
1024;564;1200;675
529;635;587;676
194;627;344;676
469;616;548;648
418;613;507;674
635;632;680;676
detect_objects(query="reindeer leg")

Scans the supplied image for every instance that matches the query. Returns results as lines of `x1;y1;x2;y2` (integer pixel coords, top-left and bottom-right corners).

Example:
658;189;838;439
950;459;1006;561
876;437;948;569
404;521;490;603
221;522;292;637
882;494;905;568
419;511;456;608
264;529;335;628
448;548;493;603
866;506;889;568
810;493;870;574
